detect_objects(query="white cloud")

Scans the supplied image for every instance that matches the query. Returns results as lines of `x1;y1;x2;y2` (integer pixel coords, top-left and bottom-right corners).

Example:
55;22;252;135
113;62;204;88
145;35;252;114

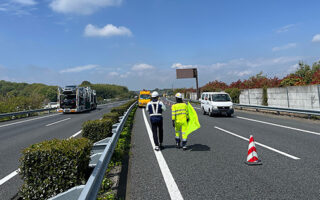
12;0;37;6
312;34;320;42
272;43;297;52
132;63;155;71
120;72;131;78
171;63;195;69
84;24;132;38
228;70;252;77
50;0;122;15
276;24;295;33
287;63;299;73
60;64;98;73
108;71;119;76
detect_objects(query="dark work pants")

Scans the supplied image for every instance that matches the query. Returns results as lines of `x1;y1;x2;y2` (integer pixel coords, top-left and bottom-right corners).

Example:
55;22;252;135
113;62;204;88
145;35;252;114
151;119;163;146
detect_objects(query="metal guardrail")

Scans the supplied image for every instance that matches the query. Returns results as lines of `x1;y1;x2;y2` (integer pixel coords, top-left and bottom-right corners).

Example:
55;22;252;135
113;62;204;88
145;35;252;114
50;101;137;200
0;108;56;119
234;104;320;116
179;98;320;117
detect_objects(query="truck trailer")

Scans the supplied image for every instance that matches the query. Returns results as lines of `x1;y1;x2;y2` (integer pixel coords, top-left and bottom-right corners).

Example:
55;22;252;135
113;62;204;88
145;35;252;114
58;85;97;113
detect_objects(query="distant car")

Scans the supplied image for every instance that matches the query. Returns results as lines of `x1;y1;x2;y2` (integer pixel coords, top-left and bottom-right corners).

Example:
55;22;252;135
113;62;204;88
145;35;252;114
45;102;59;109
200;92;234;117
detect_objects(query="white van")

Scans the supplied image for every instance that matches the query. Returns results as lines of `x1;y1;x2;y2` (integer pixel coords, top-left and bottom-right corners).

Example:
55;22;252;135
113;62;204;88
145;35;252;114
200;92;234;117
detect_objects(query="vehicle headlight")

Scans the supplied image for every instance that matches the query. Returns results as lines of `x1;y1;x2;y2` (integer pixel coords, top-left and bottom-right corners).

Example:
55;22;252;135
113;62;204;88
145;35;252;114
230;105;233;109
212;105;217;109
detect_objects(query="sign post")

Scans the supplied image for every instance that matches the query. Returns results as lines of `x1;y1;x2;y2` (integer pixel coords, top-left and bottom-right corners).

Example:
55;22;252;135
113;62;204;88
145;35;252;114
176;68;200;100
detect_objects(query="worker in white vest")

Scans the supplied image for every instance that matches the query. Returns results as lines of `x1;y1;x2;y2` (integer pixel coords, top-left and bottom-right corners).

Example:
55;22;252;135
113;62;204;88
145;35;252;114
146;91;166;151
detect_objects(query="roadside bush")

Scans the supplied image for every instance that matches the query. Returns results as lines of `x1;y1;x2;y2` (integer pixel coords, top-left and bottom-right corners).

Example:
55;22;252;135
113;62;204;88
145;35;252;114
19;138;92;200
111;105;127;116
102;112;121;124
82;119;113;143
262;86;268;106
225;88;241;103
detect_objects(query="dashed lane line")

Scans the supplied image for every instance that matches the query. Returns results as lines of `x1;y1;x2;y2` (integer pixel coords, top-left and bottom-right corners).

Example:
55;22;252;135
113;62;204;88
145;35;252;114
142;109;184;200
0;113;62;128
236;116;320;136
215;126;300;160
0;169;20;186
45;118;71;127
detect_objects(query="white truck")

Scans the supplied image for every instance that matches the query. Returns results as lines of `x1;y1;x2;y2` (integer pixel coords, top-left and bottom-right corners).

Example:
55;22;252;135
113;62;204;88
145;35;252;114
58;85;97;113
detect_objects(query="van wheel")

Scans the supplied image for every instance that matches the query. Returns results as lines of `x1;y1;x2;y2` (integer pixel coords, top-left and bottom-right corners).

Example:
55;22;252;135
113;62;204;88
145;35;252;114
209;109;213;117
202;107;206;115
227;113;232;117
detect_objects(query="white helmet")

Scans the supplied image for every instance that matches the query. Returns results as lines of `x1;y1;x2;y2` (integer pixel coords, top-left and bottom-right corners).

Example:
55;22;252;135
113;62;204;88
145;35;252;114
175;93;182;99
151;91;159;98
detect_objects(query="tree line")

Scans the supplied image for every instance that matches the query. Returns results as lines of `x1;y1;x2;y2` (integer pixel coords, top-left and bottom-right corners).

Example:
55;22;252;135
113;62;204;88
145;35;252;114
176;59;320;103
0;80;133;114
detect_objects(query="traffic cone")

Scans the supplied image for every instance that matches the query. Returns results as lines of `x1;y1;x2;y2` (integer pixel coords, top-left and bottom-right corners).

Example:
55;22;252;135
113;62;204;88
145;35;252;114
245;135;262;165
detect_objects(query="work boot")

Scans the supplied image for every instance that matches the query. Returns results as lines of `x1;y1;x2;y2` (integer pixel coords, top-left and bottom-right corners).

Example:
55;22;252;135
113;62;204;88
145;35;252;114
176;142;180;149
182;141;187;151
155;146;160;151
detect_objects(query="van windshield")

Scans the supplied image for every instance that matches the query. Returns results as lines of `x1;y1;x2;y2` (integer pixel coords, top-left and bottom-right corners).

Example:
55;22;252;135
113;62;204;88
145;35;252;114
212;94;231;102
140;94;150;99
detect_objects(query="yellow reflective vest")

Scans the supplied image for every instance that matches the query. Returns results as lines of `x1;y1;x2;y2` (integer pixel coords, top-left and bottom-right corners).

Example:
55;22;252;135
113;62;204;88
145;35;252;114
171;103;189;123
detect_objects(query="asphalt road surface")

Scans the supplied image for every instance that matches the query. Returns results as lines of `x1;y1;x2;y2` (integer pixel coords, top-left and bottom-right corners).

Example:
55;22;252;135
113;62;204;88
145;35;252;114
127;99;320;200
0;101;127;199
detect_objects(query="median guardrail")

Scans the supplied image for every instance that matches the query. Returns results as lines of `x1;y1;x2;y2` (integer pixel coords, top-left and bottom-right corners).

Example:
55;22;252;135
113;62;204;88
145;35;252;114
0;108;56;119
50;101;137;200
179;98;320;117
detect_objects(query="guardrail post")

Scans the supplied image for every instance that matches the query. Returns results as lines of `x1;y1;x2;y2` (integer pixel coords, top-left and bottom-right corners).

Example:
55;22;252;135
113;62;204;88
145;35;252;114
286;87;290;108
248;90;251;105
317;84;320;109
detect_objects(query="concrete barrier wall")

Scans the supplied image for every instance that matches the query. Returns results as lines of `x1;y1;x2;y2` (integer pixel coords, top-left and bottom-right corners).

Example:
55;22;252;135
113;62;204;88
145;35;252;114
267;87;289;108
239;89;263;105
240;85;320;110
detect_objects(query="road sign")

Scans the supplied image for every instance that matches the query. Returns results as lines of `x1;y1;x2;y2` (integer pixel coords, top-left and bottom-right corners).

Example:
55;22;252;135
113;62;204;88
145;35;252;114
176;68;197;79
175;68;200;100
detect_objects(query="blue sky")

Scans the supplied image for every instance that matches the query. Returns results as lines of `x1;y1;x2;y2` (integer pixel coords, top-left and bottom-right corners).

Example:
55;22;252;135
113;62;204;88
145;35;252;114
0;0;320;90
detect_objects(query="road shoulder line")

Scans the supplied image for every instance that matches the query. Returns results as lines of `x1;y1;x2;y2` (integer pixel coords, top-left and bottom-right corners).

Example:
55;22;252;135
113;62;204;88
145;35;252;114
142;109;184;200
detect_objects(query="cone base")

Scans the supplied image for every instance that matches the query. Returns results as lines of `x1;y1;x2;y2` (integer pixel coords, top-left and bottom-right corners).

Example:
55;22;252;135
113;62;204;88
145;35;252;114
245;160;262;165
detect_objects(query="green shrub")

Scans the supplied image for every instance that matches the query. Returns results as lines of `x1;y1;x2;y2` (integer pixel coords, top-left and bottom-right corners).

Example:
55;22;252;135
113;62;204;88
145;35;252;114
111;105;127;115
82;119;113;143
102;112;121;124
262;86;268;106
19;138;92;200
225;88;241;103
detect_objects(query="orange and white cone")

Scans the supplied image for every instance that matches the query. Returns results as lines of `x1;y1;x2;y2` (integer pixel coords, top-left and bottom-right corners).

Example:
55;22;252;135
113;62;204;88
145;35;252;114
245;135;262;165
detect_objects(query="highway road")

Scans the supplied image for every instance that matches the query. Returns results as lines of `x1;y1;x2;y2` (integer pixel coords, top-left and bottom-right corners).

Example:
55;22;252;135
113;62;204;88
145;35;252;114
0;101;127;199
127;98;320;200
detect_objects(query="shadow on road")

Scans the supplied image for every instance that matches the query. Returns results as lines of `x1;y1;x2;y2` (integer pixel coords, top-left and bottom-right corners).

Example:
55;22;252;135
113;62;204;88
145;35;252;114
188;144;210;151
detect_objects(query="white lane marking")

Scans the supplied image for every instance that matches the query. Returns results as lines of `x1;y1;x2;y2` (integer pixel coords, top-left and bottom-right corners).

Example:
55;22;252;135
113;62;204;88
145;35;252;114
215;126;300;160
0;169;20;186
142;109;184;200
45;118;71;127
236;116;320;136
70;130;82;138
0;113;62;128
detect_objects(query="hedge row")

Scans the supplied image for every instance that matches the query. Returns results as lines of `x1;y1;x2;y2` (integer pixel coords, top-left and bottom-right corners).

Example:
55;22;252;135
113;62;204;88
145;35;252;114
18;100;136;200
19;138;92;200
82;99;136;143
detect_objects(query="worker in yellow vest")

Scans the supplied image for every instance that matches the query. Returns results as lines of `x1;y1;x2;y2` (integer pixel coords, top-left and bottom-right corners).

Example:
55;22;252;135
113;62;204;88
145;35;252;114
171;93;189;150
